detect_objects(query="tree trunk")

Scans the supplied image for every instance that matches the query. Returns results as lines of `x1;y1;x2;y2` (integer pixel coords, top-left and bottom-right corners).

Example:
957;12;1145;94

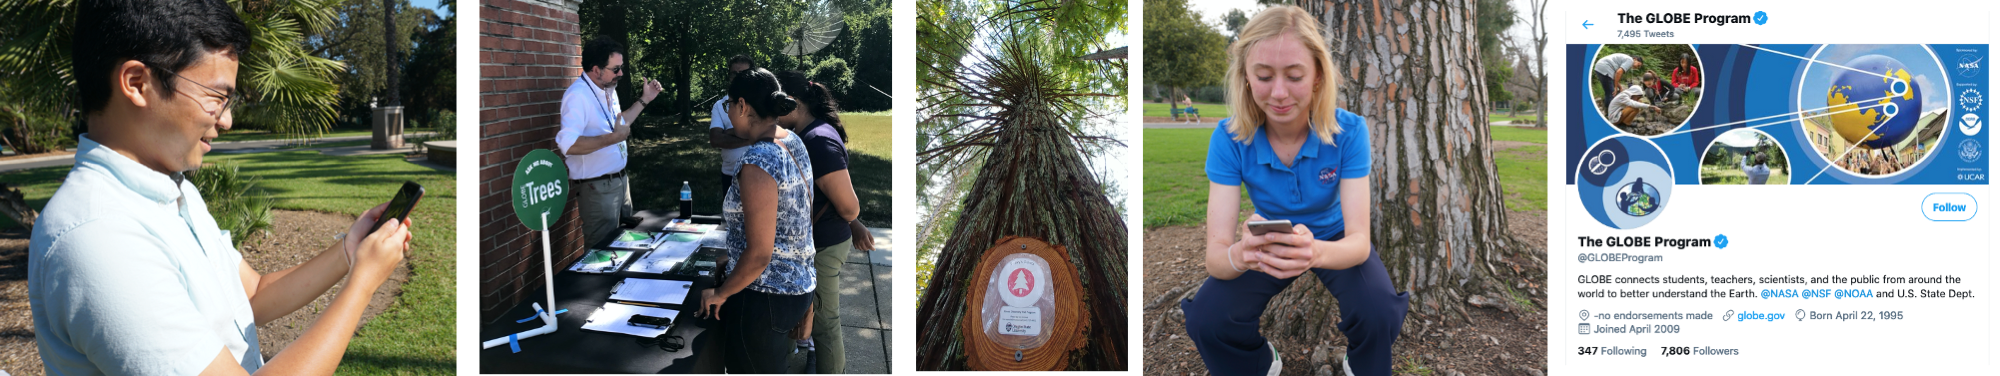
915;106;1128;371
1252;0;1518;340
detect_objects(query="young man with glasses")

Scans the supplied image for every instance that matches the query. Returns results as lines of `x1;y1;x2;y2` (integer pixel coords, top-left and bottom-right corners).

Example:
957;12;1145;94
556;36;663;244
707;55;763;188
29;0;415;374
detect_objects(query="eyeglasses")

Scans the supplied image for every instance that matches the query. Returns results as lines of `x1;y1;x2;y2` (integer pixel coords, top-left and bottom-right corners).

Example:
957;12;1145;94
144;61;237;120
606;65;624;74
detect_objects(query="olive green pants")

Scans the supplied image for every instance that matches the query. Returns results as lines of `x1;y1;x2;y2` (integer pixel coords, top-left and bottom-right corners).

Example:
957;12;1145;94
812;237;853;373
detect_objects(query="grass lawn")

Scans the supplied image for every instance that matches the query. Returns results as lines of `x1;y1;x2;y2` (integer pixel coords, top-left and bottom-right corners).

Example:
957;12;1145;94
1495;144;1548;212
1491;125;1549;144
1143;128;1248;227
1492;126;1548;212
0;151;457;374
1142;102;1232;119
1700;165;1792;185
1144;124;1549;227
215;129;374;143
627;113;893;225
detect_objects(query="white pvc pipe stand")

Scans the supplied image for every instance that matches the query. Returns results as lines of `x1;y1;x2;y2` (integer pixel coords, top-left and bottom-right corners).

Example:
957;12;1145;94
482;212;561;350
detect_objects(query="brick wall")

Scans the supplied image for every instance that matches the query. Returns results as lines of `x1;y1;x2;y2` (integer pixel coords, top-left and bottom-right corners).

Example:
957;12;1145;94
478;0;587;324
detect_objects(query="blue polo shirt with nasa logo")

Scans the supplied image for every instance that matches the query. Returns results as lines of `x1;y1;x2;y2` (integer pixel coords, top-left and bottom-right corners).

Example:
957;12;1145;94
1204;109;1371;241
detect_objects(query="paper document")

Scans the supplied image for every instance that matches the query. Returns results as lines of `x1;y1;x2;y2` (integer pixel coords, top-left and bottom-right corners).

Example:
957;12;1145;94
580;302;678;337
663;220;717;234
608;278;693;304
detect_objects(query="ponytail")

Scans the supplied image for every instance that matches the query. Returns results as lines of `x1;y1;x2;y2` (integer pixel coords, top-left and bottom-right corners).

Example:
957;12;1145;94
776;70;847;141
727;68;795;119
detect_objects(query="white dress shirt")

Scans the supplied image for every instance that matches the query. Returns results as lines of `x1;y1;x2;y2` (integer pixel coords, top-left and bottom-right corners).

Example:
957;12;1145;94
710;96;748;176
557;74;627;180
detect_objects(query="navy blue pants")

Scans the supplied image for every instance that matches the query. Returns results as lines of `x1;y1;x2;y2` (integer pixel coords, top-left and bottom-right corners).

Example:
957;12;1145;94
1181;233;1409;376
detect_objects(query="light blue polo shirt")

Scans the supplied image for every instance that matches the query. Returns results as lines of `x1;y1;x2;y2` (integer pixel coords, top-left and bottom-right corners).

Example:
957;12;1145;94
1205;109;1372;240
28;135;263;375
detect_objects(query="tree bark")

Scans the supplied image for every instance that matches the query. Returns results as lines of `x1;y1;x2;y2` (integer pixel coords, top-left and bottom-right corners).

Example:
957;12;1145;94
916;105;1128;371
1252;0;1519;340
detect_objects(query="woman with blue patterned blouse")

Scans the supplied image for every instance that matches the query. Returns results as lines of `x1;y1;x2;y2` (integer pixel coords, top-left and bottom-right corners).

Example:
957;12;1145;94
698;68;817;373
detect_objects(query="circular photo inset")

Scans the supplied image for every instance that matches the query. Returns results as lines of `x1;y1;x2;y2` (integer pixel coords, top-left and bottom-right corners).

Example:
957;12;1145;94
1798;45;1950;177
1590;44;1703;136
1700;128;1790;185
1576;136;1674;229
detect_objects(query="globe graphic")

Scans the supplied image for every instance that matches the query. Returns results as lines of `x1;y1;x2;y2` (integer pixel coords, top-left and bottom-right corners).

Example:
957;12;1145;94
1825;54;1921;150
1615;177;1661;217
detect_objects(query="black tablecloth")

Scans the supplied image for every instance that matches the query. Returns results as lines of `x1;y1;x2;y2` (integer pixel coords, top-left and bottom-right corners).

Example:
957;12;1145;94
480;210;729;373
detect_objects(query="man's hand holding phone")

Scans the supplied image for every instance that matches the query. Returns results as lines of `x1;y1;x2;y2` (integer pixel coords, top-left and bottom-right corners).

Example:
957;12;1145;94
344;182;422;285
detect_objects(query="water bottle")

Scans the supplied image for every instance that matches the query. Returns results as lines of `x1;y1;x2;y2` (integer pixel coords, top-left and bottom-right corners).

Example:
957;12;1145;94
679;181;693;219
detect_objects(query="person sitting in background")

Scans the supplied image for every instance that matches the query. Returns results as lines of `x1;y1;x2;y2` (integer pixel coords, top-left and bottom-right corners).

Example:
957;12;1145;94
30;1;414;374
698;68;816;374
1671;53;1701;95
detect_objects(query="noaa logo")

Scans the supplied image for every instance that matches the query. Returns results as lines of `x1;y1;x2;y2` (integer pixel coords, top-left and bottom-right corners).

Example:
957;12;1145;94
1958;55;1983;77
1959;139;1983;163
1963;113;1983;136
1318;167;1338;185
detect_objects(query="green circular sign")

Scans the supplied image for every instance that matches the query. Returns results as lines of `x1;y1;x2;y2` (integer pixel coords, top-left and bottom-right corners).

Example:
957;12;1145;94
511;149;569;230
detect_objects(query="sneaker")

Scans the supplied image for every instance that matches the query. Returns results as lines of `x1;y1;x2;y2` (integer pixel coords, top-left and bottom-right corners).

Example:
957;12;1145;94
1266;344;1283;376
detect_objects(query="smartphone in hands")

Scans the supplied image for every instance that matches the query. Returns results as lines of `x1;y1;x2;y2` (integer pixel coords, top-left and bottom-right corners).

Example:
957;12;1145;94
1246;219;1294;236
368;181;425;235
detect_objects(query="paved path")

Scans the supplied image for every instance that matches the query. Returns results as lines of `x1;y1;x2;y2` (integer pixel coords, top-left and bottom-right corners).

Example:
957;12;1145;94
791;227;894;373
0;133;434;172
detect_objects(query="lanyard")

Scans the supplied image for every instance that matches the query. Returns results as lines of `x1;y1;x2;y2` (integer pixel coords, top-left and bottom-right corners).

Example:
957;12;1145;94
583;74;619;130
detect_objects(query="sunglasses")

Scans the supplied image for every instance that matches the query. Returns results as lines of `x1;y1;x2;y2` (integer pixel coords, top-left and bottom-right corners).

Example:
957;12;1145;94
144;61;237;120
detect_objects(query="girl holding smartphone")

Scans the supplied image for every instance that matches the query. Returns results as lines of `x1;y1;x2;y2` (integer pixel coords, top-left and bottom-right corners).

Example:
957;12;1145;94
1181;6;1410;376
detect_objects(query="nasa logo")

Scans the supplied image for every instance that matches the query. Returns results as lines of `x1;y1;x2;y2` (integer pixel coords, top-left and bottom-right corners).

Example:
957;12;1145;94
1318;167;1338;185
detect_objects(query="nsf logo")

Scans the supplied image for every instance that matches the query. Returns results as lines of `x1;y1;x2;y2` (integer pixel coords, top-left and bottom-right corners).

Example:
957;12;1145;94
1960;139;1983;163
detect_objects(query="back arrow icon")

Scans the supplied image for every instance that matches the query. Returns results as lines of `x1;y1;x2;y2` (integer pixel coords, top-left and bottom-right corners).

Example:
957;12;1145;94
1582;20;1594;29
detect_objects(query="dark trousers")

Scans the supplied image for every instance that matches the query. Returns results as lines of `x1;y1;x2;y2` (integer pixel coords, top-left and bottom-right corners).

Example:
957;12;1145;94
720;288;813;374
1180;232;1410;376
1595;72;1618;110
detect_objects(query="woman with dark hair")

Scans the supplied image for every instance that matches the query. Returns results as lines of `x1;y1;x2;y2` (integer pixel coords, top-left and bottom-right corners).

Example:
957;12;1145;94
774;71;875;373
696;68;816;373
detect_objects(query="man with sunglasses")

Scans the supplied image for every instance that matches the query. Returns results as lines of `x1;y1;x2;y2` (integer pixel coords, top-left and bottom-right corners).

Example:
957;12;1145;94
29;0;415;374
557;36;663;245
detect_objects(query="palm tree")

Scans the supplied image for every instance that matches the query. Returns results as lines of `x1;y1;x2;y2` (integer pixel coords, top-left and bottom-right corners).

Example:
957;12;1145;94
914;0;1128;370
0;0;345;150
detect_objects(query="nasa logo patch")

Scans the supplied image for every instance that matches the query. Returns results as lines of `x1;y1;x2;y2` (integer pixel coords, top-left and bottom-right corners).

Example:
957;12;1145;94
1318;167;1338;185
